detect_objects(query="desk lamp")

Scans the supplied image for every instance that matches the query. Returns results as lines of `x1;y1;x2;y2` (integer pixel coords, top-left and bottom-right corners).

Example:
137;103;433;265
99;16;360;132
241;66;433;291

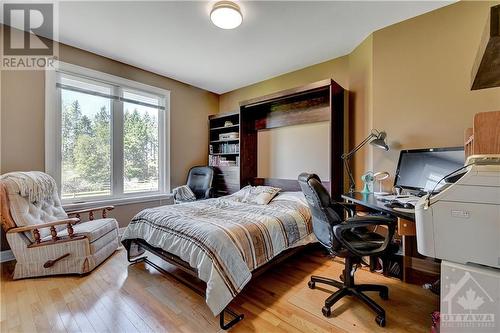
342;129;389;193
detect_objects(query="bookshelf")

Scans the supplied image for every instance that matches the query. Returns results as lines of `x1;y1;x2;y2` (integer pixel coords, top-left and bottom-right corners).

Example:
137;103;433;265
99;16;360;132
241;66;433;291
208;112;240;196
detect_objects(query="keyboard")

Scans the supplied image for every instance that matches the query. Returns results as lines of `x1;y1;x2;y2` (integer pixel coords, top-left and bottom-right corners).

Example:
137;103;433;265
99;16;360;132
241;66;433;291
377;194;421;204
385;201;415;209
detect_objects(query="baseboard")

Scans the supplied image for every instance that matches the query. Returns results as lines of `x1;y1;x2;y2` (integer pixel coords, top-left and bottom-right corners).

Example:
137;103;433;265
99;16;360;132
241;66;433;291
0;250;15;263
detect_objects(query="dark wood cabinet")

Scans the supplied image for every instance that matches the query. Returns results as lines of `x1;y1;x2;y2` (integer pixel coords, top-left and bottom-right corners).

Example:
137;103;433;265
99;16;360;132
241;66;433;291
212;166;240;196
239;79;347;201
209;79;348;199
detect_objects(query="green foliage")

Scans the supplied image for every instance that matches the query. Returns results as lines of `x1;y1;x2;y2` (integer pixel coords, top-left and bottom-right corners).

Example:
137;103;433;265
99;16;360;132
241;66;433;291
124;109;158;181
62;100;82;166
61;98;158;197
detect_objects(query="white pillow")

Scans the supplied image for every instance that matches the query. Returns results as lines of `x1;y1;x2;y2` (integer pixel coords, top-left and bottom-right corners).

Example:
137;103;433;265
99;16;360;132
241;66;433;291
228;185;281;205
249;186;281;205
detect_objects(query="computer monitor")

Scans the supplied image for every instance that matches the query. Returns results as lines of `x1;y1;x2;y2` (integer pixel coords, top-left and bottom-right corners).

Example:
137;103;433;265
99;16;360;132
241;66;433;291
394;147;465;193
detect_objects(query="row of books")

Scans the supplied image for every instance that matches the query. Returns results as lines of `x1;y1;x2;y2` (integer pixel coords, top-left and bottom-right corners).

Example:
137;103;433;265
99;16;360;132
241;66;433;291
209;155;239;167
209;143;239;154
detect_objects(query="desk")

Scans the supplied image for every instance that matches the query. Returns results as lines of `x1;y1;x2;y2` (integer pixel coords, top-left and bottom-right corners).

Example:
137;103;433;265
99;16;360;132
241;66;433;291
342;192;439;284
341;192;415;221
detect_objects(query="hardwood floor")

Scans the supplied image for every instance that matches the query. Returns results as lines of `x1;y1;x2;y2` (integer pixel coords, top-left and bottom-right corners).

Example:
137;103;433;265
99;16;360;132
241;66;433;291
0;247;438;333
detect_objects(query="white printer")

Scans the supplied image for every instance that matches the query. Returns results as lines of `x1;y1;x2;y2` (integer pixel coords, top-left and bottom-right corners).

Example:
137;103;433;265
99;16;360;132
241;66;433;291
415;155;500;332
415;155;500;268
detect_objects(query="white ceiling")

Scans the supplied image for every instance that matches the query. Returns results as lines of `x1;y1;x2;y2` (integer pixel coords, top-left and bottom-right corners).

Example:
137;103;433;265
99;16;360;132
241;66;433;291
7;1;453;94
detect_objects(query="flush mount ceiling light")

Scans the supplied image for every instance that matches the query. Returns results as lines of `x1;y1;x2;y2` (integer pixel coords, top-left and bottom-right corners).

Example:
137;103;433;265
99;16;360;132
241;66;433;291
210;1;243;30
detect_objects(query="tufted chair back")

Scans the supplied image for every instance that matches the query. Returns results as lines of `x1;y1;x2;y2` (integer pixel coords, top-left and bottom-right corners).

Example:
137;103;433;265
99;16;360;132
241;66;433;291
0;172;67;241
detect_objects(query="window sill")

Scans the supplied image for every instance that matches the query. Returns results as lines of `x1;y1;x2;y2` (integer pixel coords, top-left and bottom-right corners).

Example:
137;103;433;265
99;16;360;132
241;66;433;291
63;193;174;211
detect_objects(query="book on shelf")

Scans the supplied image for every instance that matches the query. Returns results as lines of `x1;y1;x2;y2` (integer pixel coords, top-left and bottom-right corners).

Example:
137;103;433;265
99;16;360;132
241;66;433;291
218;132;239;140
209;155;239;167
210;143;239;154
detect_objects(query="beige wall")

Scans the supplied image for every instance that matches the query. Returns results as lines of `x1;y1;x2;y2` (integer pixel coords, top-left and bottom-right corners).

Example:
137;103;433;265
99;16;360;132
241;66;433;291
1;27;219;232
371;0;500;186
257;122;330;180
347;35;373;188
219;56;350;114
219;1;500;193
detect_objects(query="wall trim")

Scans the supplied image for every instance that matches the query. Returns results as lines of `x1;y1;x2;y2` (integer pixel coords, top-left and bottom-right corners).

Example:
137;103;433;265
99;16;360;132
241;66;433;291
0;250;15;263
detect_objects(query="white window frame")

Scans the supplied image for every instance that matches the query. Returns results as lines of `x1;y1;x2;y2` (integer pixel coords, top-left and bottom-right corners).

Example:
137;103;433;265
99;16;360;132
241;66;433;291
45;61;170;208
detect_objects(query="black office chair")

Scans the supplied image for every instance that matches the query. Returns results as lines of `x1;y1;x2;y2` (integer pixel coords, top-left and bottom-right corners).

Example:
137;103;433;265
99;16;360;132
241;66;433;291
185;166;215;200
298;173;396;327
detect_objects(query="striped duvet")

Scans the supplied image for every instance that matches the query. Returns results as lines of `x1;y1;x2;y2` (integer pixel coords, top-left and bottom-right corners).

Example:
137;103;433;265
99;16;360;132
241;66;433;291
121;193;315;315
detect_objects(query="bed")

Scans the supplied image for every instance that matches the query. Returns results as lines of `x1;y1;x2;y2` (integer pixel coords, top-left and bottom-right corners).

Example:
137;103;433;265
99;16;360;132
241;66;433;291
121;188;315;329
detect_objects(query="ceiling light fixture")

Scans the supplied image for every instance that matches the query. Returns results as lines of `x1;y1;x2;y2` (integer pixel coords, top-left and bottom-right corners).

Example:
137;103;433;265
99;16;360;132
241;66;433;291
210;1;243;30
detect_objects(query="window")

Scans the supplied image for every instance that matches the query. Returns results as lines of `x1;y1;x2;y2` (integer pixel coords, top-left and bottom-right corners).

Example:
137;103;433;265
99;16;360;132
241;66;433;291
46;63;169;205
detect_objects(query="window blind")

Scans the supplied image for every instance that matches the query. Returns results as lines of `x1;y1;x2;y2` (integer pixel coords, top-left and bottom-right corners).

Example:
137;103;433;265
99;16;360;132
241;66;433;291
56;83;165;110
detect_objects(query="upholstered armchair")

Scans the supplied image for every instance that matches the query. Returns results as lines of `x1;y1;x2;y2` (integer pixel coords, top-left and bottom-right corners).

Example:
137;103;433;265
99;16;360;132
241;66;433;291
0;172;119;279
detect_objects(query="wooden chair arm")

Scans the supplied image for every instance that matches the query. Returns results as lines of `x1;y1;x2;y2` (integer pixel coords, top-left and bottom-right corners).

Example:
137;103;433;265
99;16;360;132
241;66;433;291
6;218;80;233
66;206;114;220
7;218;81;245
28;235;86;248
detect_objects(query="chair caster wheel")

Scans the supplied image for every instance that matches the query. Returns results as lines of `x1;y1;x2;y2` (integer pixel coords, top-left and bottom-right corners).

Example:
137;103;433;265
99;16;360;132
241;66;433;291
308;281;315;289
322;306;331;317
375;315;386;327
380;290;389;300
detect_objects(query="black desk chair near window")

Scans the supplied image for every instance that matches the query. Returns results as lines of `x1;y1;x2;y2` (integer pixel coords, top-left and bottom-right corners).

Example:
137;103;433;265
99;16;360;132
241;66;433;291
174;166;214;203
187;166;214;199
298;173;397;327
